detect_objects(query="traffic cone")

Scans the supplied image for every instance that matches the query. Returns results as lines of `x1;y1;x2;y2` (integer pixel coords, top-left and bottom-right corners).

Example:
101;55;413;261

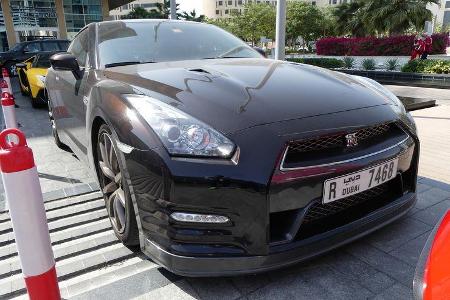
1;92;17;129
0;128;61;300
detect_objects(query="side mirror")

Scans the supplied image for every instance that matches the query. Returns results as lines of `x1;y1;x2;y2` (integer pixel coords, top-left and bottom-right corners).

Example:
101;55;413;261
253;47;267;58
50;53;83;79
15;63;27;70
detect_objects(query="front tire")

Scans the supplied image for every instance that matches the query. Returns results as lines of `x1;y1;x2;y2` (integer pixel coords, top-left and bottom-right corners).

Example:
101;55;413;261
96;124;139;246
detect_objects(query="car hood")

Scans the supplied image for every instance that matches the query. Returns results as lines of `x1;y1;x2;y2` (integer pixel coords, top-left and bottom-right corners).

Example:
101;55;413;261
27;68;48;75
103;58;393;134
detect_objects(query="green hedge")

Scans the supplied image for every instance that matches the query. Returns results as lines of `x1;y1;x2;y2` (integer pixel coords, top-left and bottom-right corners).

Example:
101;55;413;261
287;58;344;69
401;59;450;74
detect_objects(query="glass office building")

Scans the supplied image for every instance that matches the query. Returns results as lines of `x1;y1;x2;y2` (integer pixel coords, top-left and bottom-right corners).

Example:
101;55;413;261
64;0;103;39
0;0;104;50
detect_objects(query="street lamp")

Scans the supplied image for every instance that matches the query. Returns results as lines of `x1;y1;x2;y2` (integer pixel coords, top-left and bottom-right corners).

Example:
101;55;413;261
275;0;286;60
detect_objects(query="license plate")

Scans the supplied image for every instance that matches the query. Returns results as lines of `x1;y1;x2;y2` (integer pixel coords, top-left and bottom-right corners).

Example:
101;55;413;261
323;158;398;204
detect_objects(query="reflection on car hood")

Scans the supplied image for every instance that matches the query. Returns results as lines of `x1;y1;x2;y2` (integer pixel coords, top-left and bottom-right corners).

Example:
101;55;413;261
104;58;392;134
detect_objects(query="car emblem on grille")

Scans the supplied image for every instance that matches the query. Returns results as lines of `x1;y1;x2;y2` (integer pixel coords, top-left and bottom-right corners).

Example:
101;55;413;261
345;133;358;147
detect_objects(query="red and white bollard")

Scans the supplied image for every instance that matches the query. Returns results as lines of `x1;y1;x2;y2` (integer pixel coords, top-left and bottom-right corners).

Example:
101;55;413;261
2;68;12;95
1;92;17;128
0;129;61;300
0;79;8;94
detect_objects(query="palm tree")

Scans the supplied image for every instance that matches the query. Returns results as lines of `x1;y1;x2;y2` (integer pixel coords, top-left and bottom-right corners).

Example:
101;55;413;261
364;0;439;35
155;0;180;19
122;7;152;19
181;9;205;22
333;1;373;37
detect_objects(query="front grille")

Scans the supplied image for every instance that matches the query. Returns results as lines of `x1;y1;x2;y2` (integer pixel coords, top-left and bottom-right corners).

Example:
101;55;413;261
269;179;401;245
294;177;403;241
303;183;389;224
282;122;406;169
288;123;391;154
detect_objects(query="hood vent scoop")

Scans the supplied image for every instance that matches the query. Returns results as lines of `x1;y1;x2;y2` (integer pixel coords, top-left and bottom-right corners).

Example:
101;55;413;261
188;68;211;75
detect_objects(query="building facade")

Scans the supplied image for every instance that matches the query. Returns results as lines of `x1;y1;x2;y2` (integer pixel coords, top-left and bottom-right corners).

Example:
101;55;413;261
110;0;163;20
428;0;450;31
0;0;132;51
202;0;353;19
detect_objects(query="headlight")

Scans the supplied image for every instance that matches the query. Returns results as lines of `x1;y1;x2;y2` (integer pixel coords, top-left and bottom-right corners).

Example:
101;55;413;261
352;75;406;114
405;112;417;133
36;75;46;85
126;95;235;158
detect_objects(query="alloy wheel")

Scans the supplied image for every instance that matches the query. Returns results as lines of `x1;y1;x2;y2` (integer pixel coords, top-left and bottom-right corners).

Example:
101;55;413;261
97;131;127;234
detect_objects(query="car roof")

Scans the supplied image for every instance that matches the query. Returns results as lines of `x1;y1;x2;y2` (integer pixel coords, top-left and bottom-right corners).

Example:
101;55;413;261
96;19;200;25
19;39;70;44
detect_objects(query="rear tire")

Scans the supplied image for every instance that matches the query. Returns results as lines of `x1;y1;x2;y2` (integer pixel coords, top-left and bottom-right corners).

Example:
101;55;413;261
3;62;15;77
96;124;139;246
31;96;40;108
48;101;70;151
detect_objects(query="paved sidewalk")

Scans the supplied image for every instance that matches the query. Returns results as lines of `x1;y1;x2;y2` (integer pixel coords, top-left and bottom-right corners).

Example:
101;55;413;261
411;105;450;184
385;85;450;106
0;80;97;211
0;80;449;299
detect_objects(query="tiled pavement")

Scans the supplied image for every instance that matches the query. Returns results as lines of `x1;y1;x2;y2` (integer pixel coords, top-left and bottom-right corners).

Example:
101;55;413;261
0;80;97;211
0;80;449;299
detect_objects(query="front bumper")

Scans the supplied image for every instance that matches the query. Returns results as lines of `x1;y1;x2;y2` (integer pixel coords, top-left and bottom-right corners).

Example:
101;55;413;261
143;192;416;276
118;105;419;276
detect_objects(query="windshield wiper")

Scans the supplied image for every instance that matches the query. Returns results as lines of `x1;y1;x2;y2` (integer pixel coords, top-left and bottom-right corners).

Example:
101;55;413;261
104;61;156;68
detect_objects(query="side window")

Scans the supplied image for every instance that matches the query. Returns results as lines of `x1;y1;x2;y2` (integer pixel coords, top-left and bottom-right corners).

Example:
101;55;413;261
58;41;70;51
42;41;59;51
68;30;89;67
23;42;41;53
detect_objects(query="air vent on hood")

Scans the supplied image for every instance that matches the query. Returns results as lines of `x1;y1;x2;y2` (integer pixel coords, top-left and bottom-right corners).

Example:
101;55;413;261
187;68;211;74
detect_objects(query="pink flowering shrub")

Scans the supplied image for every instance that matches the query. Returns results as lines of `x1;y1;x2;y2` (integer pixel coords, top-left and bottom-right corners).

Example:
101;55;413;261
316;33;449;56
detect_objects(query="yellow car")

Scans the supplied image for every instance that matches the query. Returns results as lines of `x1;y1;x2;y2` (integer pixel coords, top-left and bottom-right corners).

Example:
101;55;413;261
16;52;55;108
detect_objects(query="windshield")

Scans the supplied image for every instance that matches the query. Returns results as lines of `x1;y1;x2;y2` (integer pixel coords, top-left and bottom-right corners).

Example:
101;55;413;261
98;21;261;67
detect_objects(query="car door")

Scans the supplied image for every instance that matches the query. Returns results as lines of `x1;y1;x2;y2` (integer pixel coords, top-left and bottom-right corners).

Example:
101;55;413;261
53;29;91;161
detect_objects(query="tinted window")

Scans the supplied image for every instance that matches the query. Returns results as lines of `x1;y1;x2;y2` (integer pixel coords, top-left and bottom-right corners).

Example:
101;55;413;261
444;11;450;25
32;54;52;68
10;43;22;52
68;30;89;67
42;41;59;51
58;41;70;50
98;21;260;67
24;42;41;53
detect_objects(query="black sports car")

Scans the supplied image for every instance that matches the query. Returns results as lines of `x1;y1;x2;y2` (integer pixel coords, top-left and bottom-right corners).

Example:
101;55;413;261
0;39;69;75
46;20;419;276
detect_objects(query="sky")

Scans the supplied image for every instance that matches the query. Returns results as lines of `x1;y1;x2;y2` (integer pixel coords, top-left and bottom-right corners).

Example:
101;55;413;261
178;0;204;15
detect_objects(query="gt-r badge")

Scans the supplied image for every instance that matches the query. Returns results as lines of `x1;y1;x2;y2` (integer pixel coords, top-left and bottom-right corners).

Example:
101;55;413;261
345;133;358;147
